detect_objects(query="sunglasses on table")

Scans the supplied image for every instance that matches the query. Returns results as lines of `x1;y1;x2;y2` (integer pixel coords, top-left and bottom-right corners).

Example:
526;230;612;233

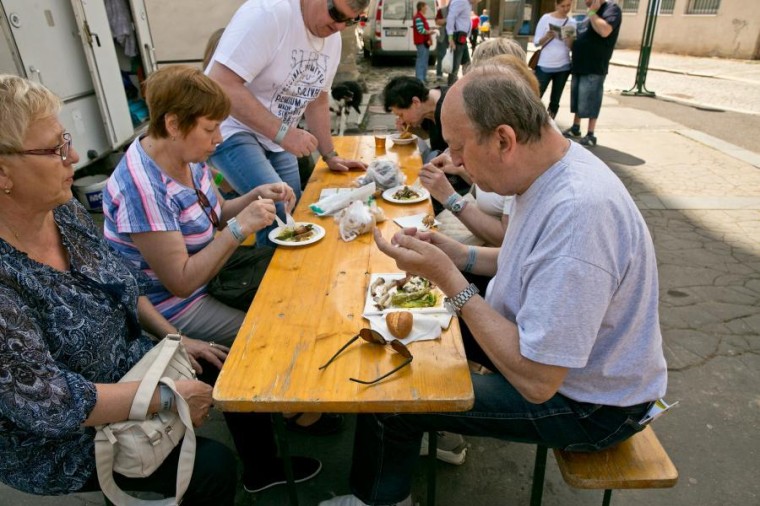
319;328;413;385
195;186;220;228
327;0;360;26
4;132;73;161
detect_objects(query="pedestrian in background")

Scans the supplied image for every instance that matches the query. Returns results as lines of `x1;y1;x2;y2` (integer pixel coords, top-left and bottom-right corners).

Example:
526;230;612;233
533;0;576;119
434;2;448;82
479;8;490;41
446;0;478;85
413;1;435;83
564;0;622;146
469;10;480;52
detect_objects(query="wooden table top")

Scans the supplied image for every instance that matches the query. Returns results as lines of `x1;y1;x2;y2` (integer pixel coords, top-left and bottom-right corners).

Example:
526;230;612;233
213;136;474;413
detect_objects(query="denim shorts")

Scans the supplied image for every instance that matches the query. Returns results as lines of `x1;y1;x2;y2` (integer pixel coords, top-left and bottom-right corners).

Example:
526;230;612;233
570;73;606;118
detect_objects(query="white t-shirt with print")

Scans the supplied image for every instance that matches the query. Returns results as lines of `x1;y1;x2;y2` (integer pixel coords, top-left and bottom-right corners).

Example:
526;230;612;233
210;0;341;152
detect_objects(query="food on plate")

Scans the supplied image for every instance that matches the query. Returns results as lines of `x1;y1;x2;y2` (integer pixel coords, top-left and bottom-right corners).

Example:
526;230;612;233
392;186;421;201
422;214;436;229
372;274;438;310
398;130;413;140
386;311;413;338
275;223;315;242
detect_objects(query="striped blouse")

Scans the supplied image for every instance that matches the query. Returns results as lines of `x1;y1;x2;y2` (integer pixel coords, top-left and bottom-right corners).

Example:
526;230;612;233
103;137;221;320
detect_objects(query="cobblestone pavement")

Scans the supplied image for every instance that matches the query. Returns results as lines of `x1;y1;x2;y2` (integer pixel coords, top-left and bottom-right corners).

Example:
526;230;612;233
4;46;760;506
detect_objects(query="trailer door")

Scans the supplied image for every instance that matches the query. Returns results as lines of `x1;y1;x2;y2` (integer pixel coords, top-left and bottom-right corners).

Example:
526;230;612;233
70;0;133;147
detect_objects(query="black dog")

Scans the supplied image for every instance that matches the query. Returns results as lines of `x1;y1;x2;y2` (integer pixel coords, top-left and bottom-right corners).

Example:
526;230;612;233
331;80;364;115
330;81;364;135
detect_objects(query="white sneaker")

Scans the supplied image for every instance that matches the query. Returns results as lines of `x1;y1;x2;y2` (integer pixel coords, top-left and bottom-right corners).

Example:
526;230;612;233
319;495;412;506
419;431;468;465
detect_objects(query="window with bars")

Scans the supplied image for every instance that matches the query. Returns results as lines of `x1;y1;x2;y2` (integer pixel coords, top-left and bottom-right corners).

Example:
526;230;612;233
659;0;676;14
621;0;641;13
686;0;720;14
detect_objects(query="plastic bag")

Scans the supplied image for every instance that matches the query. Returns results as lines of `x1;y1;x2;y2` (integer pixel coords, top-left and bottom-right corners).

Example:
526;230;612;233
335;200;376;242
441;49;454;74
310;182;376;216
355;159;406;191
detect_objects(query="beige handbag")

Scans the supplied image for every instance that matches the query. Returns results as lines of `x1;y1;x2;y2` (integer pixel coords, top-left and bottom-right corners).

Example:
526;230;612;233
95;334;197;506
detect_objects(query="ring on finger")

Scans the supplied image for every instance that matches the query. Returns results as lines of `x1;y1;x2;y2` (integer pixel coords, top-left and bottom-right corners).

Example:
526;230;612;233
209;341;216;348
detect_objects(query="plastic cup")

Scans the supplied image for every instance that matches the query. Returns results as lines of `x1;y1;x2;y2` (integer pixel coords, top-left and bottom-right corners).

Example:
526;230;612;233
374;126;388;151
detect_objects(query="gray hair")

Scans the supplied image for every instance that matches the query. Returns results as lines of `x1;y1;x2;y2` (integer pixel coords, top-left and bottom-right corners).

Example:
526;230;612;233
0;75;61;155
347;0;371;11
460;64;549;144
471;37;526;65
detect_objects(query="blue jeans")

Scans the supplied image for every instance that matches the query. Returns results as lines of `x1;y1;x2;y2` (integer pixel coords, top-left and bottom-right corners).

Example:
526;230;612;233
570;73;606;119
209;131;301;247
435;35;447;76
348;373;651;504
535;66;571;117
415;44;430;82
447;39;471;85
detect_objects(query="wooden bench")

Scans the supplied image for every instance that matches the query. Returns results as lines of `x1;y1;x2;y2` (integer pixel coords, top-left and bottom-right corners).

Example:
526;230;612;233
530;426;678;506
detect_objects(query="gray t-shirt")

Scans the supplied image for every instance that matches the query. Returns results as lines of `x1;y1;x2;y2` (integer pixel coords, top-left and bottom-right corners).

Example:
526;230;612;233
485;142;667;406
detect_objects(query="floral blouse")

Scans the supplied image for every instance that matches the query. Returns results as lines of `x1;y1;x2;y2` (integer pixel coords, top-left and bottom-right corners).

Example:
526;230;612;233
0;199;154;496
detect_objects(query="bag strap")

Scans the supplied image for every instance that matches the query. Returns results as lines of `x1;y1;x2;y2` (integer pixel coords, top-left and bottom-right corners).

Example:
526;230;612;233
130;335;182;421
95;378;196;506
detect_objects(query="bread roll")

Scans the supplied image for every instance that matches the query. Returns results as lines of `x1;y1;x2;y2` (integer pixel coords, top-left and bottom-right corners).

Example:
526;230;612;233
386;311;413;338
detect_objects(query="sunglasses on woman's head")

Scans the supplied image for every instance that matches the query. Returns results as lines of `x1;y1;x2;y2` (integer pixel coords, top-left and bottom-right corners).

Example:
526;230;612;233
319;328;414;385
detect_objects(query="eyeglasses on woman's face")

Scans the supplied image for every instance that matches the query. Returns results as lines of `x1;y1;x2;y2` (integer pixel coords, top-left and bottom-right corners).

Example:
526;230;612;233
5;132;73;162
318;328;414;385
327;0;360;26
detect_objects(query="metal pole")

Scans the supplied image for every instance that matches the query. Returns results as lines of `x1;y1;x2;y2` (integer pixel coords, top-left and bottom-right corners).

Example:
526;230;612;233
622;0;661;97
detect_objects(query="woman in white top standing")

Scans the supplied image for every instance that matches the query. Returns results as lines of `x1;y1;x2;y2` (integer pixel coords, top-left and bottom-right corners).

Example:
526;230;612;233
533;0;576;118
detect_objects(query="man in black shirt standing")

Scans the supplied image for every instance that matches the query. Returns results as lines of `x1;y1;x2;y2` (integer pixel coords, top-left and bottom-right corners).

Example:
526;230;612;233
564;0;622;146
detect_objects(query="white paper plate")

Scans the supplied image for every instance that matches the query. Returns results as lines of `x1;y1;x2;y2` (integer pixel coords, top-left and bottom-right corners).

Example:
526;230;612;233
393;212;441;231
382;186;429;204
363;273;448;316
268;223;325;246
390;133;417;145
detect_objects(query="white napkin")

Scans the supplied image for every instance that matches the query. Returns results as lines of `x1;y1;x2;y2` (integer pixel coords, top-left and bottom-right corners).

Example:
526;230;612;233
393;212;440;231
364;313;452;345
309;182;376;216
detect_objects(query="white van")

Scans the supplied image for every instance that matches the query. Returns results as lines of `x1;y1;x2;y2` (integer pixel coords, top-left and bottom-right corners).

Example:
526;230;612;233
362;0;437;64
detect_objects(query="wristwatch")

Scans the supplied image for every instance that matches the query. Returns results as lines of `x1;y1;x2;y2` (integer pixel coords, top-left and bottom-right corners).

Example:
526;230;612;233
444;283;480;315
321;150;339;163
449;197;467;215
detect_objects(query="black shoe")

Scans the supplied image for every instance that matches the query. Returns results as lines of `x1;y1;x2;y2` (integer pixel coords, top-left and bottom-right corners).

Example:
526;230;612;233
285;413;344;436
243;456;322;493
562;126;581;138
579;133;597;147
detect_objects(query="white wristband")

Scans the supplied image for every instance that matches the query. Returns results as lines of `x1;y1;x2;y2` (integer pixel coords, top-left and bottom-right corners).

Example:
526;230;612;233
273;121;289;145
226;217;246;243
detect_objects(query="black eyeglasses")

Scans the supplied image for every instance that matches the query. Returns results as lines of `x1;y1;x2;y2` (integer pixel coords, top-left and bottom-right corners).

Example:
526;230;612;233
8;132;72;161
319;328;413;385
195;187;220;228
327;0;360;26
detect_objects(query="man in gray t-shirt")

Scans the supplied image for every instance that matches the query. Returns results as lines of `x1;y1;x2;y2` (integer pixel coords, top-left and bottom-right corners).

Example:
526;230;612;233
321;62;668;506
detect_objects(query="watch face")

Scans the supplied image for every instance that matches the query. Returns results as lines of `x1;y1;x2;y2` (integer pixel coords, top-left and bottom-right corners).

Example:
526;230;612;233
444;297;458;315
451;201;463;212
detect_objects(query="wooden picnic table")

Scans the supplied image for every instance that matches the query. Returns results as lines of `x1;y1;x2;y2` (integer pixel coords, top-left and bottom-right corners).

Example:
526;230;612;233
213;135;474;415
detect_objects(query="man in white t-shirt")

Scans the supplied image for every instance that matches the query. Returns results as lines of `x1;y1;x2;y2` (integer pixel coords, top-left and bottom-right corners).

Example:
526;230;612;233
208;0;369;246
321;62;668;506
